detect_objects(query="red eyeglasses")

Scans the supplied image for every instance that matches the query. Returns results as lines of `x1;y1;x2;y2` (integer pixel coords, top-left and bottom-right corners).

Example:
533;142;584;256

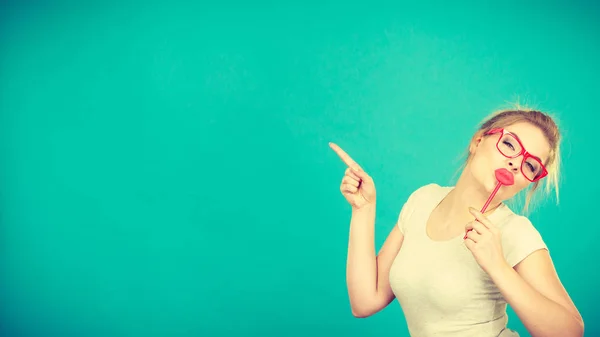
485;128;548;182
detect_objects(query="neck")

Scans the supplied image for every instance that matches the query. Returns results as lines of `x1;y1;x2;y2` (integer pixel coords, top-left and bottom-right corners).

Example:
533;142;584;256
442;170;504;222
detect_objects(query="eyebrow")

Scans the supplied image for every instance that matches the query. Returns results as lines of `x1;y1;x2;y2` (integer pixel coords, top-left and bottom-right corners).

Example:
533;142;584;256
508;131;544;162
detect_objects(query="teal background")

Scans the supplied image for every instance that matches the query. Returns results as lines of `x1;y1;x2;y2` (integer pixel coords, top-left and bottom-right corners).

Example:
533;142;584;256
1;1;598;336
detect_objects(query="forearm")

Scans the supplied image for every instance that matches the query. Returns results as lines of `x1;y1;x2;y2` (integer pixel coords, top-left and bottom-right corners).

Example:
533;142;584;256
346;204;378;309
490;264;584;337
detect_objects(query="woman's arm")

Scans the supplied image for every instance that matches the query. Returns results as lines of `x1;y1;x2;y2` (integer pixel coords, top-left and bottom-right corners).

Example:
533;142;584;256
346;204;404;318
489;250;584;337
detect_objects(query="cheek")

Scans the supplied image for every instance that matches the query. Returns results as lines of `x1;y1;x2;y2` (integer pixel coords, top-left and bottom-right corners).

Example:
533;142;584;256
473;147;503;171
515;178;530;191
502;178;529;198
469;156;487;177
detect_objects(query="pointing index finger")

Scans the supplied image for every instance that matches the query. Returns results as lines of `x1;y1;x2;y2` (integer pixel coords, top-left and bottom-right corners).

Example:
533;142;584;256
329;142;363;171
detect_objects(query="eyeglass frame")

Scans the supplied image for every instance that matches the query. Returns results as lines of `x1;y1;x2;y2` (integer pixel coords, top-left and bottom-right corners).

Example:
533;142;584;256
484;128;549;182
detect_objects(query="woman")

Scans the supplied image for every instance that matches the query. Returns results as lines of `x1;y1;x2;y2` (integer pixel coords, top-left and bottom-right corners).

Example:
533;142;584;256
330;108;584;336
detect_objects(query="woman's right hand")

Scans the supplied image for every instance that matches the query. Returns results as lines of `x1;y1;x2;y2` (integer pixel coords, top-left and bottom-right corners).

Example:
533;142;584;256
329;142;376;210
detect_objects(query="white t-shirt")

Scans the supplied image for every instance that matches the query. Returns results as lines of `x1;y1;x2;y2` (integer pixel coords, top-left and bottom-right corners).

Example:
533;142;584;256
389;183;548;337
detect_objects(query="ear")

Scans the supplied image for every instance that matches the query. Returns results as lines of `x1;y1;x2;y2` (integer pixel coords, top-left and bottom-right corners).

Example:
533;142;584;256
469;131;485;154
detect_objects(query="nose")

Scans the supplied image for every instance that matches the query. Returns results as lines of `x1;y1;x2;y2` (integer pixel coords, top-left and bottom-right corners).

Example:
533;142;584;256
508;160;520;173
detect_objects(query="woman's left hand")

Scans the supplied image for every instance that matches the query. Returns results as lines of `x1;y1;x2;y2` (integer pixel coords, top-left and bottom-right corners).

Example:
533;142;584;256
464;207;510;277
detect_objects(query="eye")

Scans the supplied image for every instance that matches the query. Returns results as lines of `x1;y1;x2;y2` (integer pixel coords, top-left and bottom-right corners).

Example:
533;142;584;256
502;140;515;151
526;162;536;173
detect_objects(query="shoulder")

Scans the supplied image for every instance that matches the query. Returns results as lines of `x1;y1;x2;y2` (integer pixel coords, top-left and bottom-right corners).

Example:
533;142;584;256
396;183;451;232
497;212;548;267
497;212;542;237
408;183;451;200
399;182;450;213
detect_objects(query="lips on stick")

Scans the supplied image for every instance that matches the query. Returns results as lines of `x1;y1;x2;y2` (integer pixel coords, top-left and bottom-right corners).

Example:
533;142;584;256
463;168;514;239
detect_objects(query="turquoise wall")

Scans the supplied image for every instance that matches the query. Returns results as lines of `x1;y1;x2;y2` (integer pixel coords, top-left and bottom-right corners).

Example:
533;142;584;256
1;1;598;336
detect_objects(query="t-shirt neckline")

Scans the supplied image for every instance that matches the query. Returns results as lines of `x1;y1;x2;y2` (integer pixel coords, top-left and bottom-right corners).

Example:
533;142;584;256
423;186;510;244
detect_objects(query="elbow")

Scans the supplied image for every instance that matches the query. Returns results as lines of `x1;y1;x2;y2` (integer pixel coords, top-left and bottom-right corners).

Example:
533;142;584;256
568;313;584;337
532;317;585;337
350;305;375;318
567;325;584;337
348;293;383;318
548;316;584;337
576;317;584;337
351;308;372;318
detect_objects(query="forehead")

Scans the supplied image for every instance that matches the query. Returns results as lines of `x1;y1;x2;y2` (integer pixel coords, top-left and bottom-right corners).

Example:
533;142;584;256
502;122;551;162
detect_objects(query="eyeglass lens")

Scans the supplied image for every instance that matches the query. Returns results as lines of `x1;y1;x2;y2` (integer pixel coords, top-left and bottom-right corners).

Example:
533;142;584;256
498;134;543;181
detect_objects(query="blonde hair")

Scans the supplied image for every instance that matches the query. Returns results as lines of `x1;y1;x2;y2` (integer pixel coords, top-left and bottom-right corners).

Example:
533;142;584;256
454;105;562;214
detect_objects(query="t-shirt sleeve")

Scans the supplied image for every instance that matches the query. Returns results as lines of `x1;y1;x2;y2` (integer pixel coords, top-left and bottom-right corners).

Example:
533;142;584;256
501;215;548;267
396;184;433;234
